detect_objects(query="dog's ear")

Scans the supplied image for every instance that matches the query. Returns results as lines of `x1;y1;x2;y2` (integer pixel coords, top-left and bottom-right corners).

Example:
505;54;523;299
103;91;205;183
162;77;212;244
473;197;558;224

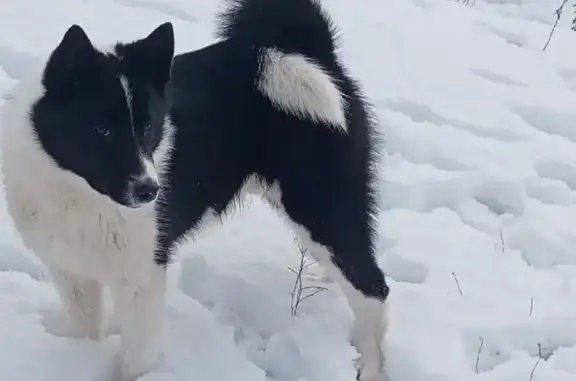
117;22;175;92
141;22;175;89
43;25;97;93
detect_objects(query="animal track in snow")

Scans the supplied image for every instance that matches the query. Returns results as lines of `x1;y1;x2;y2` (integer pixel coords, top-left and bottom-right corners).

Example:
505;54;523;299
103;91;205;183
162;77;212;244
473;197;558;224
480;24;527;48
113;0;199;23
384;99;525;143
461;333;511;374
470;67;526;87
534;161;576;192
557;68;576;93
470;317;576;362
380;251;428;284
525;178;575;206
510;104;576;144
471;178;525;217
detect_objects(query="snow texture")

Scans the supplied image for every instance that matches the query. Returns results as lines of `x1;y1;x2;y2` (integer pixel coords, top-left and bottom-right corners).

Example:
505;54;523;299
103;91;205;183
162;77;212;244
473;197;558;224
1;0;576;380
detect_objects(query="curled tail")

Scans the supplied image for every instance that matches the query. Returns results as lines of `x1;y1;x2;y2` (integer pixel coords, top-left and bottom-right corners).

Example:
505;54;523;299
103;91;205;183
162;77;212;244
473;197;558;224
216;0;348;132
216;0;339;59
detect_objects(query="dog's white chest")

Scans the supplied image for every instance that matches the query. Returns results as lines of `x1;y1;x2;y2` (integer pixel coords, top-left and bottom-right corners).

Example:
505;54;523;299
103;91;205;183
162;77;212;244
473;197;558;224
5;184;157;282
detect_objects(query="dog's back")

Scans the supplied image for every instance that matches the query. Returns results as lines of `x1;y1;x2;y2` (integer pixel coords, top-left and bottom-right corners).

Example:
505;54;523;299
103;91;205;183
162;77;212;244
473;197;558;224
161;0;381;256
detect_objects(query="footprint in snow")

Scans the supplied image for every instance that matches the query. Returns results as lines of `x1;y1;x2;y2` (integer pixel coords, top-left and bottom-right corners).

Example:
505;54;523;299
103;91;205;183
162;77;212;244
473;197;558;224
470;67;526;87
557;68;576;93
479;23;527;48
383;99;524;144
534;160;576;192
380;252;428;284
509;103;576;144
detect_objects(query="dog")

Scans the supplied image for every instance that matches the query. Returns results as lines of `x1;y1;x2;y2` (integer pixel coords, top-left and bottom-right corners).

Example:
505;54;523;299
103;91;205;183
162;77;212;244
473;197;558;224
0;0;390;380
0;20;173;381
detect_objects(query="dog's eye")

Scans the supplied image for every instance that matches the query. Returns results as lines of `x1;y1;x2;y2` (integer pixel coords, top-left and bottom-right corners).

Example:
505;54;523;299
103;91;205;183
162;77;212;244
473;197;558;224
94;125;111;137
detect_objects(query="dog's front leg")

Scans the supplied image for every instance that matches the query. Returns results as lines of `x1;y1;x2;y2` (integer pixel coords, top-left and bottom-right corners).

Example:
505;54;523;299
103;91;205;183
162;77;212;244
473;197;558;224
111;263;167;381
48;268;105;340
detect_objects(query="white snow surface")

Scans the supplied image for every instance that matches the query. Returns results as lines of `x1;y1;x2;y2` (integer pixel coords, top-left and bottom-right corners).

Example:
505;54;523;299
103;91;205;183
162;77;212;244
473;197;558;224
1;0;576;380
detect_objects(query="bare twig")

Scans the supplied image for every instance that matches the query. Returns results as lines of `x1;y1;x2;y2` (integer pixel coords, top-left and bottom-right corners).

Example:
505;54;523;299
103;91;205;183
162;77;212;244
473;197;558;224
457;0;476;7
289;239;327;316
543;0;570;51
572;0;576;31
475;337;484;374
299;286;327;303
451;272;464;295
499;226;505;253
529;297;534;316
529;343;543;381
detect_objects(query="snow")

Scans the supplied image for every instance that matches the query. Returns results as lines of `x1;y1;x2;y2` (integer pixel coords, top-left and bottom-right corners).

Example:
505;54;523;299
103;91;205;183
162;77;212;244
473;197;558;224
1;0;576;380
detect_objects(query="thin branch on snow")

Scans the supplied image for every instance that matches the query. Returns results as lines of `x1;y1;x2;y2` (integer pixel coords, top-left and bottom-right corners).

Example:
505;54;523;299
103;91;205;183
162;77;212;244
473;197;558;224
289;239;327;316
529;297;534;317
529;343;543;381
572;0;576;31
543;0;570;51
475;336;484;374
456;0;476;7
451;272;464;296
499;226;505;253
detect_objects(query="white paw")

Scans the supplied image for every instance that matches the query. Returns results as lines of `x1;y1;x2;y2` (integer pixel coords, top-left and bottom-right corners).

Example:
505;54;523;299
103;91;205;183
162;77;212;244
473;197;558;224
95;354;156;381
102;346;165;381
357;372;391;381
355;352;388;381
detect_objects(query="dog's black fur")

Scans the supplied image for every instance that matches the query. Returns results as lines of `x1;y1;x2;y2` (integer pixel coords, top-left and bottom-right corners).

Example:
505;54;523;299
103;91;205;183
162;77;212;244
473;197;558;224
158;0;389;302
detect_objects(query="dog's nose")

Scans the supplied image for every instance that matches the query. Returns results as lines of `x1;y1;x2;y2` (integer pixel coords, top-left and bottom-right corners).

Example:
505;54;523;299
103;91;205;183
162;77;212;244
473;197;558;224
130;177;159;204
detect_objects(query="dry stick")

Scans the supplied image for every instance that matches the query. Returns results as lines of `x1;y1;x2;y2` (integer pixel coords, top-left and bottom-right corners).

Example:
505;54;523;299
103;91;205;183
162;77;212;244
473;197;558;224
452;272;464;295
475;337;485;374
289;240;327;316
299;286;327;303
289;248;305;316
529;343;543;381
543;0;570;51
529;297;534;317
458;0;476;7
572;1;576;31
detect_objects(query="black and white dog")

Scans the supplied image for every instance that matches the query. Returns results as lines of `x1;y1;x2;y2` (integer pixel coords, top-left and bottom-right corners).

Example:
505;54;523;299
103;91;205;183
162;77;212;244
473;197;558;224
0;0;389;380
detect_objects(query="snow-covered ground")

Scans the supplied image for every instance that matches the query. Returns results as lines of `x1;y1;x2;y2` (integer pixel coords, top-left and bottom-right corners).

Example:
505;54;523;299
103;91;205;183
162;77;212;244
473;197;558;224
1;0;576;380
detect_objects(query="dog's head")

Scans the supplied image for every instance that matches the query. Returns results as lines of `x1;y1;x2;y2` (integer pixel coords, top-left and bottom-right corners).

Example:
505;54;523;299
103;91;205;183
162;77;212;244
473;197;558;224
31;23;174;209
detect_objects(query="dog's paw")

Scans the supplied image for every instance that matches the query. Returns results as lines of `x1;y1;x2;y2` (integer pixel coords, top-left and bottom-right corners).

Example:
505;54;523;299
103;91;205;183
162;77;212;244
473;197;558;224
357;372;391;381
356;365;390;381
94;355;145;381
355;354;389;381
95;351;164;381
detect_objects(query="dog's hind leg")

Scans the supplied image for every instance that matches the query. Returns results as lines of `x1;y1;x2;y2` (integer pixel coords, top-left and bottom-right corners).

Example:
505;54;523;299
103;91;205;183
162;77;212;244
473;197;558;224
290;225;389;381
48;268;105;341
275;181;390;381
